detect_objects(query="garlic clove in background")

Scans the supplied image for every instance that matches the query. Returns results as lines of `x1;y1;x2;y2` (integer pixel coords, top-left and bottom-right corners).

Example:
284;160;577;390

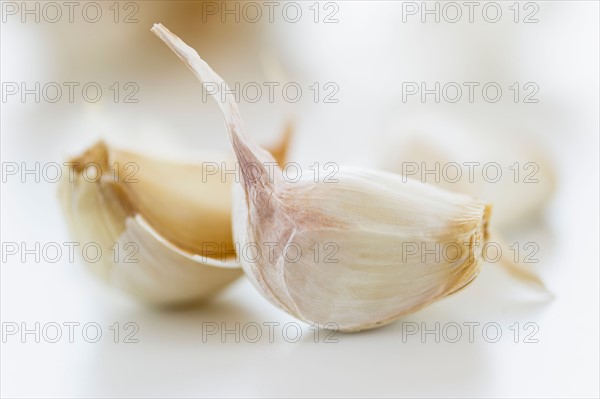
59;125;291;306
379;119;556;231
152;23;492;331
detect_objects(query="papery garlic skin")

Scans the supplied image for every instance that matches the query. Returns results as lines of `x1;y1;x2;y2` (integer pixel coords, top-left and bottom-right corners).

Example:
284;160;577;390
59;126;290;305
232;169;490;331
59;142;242;305
153;23;491;331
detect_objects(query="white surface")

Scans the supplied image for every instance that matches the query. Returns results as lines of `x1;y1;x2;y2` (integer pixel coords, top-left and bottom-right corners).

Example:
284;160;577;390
1;2;599;398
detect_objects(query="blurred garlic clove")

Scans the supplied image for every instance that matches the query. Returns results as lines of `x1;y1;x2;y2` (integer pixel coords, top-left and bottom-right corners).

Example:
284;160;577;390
59;124;291;306
379;122;556;230
153;23;491;331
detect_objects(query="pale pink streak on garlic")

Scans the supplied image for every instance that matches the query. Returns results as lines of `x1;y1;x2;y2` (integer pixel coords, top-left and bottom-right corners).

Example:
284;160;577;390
152;23;296;313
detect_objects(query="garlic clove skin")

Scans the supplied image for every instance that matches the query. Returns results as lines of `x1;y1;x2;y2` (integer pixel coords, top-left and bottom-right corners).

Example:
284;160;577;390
111;216;243;304
232;168;490;331
59;127;291;306
59;142;242;305
153;23;491;330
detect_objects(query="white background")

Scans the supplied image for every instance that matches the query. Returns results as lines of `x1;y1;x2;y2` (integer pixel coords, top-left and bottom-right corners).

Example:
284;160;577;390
1;1;599;397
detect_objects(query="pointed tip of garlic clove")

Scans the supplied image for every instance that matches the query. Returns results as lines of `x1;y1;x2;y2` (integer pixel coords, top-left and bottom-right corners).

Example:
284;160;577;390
151;23;280;194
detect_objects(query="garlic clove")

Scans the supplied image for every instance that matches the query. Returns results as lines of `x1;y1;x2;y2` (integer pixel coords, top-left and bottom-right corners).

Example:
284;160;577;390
153;23;491;331
231;168;491;331
59;126;291;306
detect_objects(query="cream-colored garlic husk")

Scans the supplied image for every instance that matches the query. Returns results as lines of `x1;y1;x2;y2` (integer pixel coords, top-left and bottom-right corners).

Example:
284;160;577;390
59;123;291;306
152;23;492;331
